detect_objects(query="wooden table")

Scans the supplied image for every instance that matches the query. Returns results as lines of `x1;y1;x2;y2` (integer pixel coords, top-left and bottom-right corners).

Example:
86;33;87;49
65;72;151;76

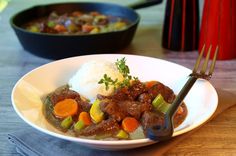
1;0;236;155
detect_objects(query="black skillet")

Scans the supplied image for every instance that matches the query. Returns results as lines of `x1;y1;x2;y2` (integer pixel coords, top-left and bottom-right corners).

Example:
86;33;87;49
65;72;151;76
10;0;163;60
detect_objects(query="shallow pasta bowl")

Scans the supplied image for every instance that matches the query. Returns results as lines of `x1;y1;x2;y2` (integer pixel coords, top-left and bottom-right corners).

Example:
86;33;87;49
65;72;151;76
11;54;218;150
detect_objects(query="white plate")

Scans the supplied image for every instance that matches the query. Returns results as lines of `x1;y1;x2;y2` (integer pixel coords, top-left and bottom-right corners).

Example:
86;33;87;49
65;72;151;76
11;54;218;150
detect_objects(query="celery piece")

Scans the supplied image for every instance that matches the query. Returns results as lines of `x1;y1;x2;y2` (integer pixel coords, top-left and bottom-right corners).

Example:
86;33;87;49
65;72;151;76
116;130;129;139
47;21;56;28
152;94;170;113
60;116;73;129
95;133;112;140
74;120;85;131
159;102;170;113
152;94;164;107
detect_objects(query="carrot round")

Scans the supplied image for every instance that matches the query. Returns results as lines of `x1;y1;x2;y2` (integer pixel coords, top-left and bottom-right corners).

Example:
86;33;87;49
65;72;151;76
145;81;157;89
82;24;94;33
122;117;139;133
54;24;66;32
79;112;92;126
53;99;78;118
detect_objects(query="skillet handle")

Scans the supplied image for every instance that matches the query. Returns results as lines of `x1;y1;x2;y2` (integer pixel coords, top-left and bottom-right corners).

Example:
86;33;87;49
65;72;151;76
128;0;163;10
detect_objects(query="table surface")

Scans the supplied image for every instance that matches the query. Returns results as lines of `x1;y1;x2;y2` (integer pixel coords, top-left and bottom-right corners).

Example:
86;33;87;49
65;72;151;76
1;0;236;155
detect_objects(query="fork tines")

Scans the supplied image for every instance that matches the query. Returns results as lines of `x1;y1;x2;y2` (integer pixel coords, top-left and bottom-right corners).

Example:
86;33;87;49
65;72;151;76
191;44;219;80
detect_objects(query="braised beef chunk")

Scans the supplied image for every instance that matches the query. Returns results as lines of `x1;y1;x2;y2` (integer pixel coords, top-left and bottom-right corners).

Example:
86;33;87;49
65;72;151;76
97;94;108;100
97;87;130;101
100;99;127;122
118;101;152;120
99;81;146;101
140;102;153;112
49;87;81;105
110;87;130;101
79;118;119;136
128;81;146;100
78;100;91;112
138;93;152;104
148;82;175;103
141;111;164;131
100;98;152;121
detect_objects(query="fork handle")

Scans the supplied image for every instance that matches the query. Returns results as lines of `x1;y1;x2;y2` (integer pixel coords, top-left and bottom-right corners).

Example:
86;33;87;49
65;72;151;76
168;76;198;118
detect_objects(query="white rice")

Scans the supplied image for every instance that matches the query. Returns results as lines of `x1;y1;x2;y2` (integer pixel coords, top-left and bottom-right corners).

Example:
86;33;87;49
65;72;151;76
68;60;124;101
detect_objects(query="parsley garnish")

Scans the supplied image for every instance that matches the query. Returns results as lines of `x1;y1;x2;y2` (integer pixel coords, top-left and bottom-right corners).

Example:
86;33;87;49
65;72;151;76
98;57;138;90
115;57;130;78
98;74;118;90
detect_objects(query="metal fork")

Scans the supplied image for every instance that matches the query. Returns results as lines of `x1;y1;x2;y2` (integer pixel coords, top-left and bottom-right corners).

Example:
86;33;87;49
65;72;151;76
147;44;219;141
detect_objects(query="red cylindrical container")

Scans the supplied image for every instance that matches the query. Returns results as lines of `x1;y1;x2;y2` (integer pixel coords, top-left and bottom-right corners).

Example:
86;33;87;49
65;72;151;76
199;0;236;60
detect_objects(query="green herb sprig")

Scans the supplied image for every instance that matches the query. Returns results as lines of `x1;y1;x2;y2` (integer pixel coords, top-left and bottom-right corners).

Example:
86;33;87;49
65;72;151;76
98;74;118;90
98;57;138;90
115;57;130;78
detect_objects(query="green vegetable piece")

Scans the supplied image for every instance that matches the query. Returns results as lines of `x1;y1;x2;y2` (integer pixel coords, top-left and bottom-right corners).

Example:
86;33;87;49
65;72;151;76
116;130;129;139
152;94;164;107
115;57;130;77
100;26;109;33
98;74;118;90
90;99;104;123
74;120;85;131
28;26;39;32
152;94;170;113
95;133;112;140
60;116;73;129
47;21;56;28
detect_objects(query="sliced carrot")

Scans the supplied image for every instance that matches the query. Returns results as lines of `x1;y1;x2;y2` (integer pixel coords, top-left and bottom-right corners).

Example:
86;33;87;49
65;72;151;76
53;99;78;118
145;81;158;89
82;24;94;33
122;117;139;133
79;112;92;126
54;24;67;32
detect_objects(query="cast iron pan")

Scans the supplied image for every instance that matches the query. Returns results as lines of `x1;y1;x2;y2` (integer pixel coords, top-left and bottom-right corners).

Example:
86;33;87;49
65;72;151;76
10;0;162;59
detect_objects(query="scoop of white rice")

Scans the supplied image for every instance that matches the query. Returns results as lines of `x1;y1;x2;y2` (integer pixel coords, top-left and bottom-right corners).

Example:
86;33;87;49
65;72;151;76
68;60;124;101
